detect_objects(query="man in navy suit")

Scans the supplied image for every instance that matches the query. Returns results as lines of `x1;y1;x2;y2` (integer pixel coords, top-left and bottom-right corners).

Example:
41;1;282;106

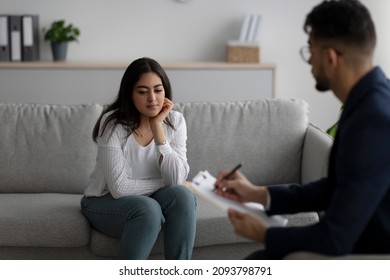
215;0;390;259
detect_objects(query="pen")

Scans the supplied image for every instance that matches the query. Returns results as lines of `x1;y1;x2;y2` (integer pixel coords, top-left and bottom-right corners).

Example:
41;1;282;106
222;163;242;180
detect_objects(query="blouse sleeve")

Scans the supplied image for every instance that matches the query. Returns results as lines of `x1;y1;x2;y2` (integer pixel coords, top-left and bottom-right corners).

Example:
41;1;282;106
156;111;190;186
96;117;165;199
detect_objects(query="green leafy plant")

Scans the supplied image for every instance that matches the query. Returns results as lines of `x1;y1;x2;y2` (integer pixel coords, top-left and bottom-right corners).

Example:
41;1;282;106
326;106;343;138
43;20;80;43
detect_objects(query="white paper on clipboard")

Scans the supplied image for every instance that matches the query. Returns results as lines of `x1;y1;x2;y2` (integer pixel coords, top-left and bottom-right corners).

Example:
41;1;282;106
188;170;287;228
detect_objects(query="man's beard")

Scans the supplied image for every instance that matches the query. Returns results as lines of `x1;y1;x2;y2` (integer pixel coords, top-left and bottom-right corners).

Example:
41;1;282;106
314;70;331;92
315;81;330;92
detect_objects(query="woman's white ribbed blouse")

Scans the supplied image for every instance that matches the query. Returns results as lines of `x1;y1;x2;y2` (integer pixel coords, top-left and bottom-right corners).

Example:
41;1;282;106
84;110;189;198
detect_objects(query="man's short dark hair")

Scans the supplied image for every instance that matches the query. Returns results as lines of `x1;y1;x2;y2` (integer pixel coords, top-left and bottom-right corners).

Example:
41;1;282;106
304;0;376;52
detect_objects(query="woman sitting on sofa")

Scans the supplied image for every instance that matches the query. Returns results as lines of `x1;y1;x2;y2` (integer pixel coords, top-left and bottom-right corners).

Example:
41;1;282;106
81;57;196;260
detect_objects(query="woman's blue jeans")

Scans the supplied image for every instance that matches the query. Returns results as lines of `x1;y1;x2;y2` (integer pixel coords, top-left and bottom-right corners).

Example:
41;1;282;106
81;185;196;260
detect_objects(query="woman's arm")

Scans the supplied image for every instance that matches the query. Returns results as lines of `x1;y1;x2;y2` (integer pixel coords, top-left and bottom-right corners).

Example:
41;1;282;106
157;112;190;186
97;118;165;198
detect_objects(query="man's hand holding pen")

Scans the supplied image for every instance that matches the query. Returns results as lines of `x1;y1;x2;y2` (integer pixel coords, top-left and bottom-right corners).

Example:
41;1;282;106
214;165;269;243
214;164;265;205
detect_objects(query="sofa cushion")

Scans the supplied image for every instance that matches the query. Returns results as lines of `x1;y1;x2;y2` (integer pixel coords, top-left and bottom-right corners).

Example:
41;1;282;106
89;196;253;257
175;99;309;185
0;103;103;194
89;194;319;258
0;193;90;247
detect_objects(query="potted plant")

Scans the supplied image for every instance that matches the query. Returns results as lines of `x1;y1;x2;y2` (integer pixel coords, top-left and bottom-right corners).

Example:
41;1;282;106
43;20;80;61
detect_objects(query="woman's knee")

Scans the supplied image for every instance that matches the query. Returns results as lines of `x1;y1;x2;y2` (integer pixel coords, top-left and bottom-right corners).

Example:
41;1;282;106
119;196;164;226
174;186;197;208
157;185;197;212
135;197;162;215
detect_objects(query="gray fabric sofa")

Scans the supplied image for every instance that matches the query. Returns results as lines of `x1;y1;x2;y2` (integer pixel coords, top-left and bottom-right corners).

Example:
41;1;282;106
0;99;333;260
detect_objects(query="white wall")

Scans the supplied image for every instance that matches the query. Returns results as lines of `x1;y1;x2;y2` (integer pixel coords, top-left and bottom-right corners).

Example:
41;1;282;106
1;0;389;130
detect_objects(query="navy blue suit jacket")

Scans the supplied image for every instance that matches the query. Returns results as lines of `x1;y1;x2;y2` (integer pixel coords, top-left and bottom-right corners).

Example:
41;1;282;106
265;67;390;259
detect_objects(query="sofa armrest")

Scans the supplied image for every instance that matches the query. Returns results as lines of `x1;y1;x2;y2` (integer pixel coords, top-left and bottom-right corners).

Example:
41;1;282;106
301;123;333;184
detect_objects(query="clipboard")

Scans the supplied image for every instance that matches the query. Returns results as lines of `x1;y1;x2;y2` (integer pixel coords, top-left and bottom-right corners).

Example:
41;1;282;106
187;170;287;228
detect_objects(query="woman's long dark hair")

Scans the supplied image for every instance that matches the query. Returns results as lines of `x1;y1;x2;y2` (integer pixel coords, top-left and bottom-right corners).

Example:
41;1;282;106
92;57;174;143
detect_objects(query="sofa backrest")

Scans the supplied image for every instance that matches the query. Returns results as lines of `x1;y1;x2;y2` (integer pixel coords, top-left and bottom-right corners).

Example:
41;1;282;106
175;99;309;186
0;99;308;194
0;103;103;194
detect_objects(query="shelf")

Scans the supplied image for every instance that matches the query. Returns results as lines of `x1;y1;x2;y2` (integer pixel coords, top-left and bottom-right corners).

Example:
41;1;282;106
0;61;275;70
1;61;275;105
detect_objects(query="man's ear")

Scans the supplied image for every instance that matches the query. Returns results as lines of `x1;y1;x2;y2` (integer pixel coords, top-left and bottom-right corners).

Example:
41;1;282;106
327;48;340;67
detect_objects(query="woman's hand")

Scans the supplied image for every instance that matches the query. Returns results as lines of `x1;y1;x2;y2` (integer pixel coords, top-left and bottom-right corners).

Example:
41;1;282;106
149;98;174;127
149;98;174;145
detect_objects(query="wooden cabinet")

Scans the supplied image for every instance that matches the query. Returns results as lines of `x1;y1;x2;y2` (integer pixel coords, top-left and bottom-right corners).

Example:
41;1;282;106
0;62;275;104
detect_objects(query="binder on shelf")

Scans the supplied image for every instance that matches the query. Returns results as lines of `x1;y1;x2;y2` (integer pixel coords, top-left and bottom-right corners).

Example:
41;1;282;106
9;15;22;61
246;15;256;42
0;15;10;61
251;15;262;42
246;14;261;42
22;15;39;61
237;14;262;43
238;14;251;42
